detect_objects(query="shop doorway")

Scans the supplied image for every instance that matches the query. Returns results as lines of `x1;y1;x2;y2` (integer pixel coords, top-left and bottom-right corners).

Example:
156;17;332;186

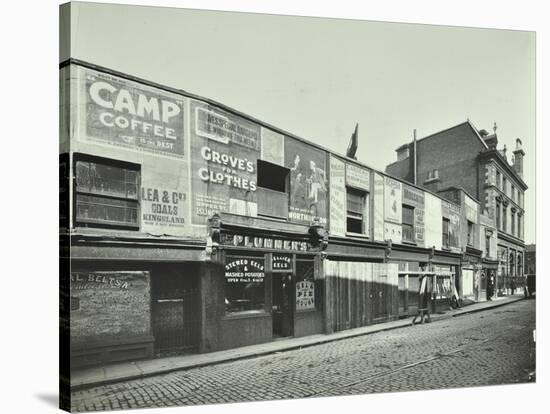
272;273;294;338
151;266;200;356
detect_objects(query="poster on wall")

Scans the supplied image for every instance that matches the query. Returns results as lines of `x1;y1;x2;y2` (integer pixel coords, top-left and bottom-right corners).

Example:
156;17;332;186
285;137;328;225
373;173;385;241
465;195;478;223
403;185;425;247
424;193;443;250
141;171;188;236
329;155;346;237
384;177;402;224
443;201;462;252
80;68;185;158
346;163;370;191
70;271;151;344
261;127;284;166
296;280;315;310
190;99;261;224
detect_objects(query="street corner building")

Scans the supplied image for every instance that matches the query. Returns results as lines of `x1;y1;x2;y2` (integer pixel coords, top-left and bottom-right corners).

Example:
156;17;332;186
59;60;529;401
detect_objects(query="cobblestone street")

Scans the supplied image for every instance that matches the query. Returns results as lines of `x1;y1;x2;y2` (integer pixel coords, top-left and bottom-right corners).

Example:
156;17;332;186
71;299;536;412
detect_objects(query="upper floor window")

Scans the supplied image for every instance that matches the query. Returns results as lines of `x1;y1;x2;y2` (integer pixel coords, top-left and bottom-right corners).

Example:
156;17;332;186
511;211;516;236
496;170;501;189
346;187;368;235
442;218;450;249
485;234;491;257
502;205;507;233
502;177;507;196
511;186;516;202
402;205;415;243
426;169;439;181
496;202;501;231
467;220;474;246
256;160;290;219
75;156;140;229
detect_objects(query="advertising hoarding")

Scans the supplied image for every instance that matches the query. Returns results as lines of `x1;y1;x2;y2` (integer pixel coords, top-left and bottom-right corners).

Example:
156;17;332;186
329;155;346;237
285;137;328;225
79;68;185;158
384;177;402;224
190;99;261;223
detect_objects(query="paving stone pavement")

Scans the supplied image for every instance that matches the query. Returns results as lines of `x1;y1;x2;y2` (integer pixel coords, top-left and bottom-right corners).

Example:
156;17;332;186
70;299;536;412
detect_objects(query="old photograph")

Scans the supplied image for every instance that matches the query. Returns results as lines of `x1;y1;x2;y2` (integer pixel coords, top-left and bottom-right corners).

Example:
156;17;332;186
58;2;536;412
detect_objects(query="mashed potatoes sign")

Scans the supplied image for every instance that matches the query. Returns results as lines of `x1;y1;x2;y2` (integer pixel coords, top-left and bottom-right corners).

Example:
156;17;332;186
83;69;185;157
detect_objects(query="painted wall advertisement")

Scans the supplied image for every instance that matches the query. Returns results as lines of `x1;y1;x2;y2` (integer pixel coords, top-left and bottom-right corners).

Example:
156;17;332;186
329;155;346;237
373;173;385;241
70;271;151;344
384;177;402;224
403;185;425;247
141;171;188;236
285;137;328;225
261;127;284;166
465;195;479;224
80;68;185;157
443;201;461;252
425;193;443;250
224;258;265;283
190;100;261;224
296;280;315;310
346;163;370;191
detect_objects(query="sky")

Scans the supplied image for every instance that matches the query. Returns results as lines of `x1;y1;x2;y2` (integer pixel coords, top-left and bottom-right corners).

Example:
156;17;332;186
65;1;536;243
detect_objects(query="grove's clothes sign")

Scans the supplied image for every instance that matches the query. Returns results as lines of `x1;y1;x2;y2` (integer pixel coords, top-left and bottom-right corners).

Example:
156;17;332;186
191;100;260;223
81;68;185;157
346;163;370;192
285;137;328;225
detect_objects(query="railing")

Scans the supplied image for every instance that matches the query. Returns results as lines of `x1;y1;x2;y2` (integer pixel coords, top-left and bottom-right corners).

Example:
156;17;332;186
256;186;289;220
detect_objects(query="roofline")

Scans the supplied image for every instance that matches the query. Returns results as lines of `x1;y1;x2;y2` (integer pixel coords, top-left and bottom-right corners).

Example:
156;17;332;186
478;148;528;190
60;58;465;211
394;119;489;152
437;185;481;205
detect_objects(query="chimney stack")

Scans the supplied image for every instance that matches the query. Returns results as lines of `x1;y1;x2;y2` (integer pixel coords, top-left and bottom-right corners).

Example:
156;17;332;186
513;138;525;178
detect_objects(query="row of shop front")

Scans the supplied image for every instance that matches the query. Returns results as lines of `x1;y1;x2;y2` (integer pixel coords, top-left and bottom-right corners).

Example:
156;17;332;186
62;217;504;369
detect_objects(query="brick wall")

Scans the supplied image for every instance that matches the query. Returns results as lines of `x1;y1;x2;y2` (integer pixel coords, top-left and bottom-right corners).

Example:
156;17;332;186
70;271;151;345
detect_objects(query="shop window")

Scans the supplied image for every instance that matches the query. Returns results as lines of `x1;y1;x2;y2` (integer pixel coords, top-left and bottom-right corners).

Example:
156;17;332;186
402;205;415;243
75;156;140;229
224;256;266;315
442;218;450;249
257;160;289;219
295;259;319;310
346;187;367;234
467;220;474;246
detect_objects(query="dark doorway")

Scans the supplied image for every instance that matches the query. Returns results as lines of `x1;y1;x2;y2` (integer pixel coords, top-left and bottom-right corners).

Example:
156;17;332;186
272;273;294;338
151;265;200;356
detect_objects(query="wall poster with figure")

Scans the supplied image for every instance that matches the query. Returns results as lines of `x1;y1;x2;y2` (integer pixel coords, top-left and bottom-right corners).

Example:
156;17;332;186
285;137;328;225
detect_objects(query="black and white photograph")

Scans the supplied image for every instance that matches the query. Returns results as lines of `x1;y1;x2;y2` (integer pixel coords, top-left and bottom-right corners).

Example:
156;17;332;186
58;1;538;412
2;1;548;413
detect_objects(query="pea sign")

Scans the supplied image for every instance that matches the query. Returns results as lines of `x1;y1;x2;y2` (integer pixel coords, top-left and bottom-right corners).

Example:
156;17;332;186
296;280;315;310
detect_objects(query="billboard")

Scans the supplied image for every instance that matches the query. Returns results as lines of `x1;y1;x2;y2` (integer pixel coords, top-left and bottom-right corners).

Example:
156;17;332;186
79;68;185;158
141;170;188;236
190;99;261;223
285;137;328;225
403;184;425;247
329;156;346;237
384;177;402;224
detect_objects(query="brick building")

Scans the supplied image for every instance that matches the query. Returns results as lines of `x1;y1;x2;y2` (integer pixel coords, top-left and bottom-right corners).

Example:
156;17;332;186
385;121;527;297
